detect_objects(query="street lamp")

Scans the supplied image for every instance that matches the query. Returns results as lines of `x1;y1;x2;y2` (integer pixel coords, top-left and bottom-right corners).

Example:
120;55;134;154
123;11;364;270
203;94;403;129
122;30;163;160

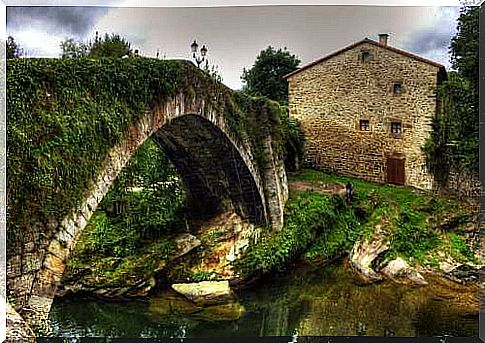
191;39;208;68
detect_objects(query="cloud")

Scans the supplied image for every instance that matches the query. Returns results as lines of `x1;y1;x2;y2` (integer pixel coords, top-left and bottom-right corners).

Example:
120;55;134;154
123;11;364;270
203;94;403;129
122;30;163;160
7;6;113;38
408;28;452;55
402;6;460;67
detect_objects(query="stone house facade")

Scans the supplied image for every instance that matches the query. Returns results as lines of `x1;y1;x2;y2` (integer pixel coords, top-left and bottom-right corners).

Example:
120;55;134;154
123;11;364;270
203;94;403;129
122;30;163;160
285;34;447;189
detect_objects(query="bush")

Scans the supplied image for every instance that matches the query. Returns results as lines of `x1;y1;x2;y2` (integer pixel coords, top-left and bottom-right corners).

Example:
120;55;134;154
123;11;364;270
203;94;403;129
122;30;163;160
235;192;343;277
84;212;139;258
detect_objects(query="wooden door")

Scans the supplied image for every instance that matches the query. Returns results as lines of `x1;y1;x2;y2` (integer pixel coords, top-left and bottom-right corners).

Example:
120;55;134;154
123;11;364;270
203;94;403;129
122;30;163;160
387;157;405;185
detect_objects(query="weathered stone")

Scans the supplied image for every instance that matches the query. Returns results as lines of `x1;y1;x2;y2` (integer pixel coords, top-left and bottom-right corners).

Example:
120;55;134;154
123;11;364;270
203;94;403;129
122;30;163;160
381;257;428;285
9;66;288;319
6;255;22;278
287;38;443;190
22;253;43;274
349;224;390;283
171;280;233;305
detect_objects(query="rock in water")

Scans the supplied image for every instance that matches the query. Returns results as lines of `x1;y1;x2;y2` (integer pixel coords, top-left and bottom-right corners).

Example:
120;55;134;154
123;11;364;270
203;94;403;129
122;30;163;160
381;257;428;285
171;280;233;305
448;264;480;283
349;224;390;283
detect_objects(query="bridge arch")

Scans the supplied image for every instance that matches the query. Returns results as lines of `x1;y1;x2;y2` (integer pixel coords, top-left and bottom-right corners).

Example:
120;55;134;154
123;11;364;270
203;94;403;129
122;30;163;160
152;113;267;224
7;61;288;330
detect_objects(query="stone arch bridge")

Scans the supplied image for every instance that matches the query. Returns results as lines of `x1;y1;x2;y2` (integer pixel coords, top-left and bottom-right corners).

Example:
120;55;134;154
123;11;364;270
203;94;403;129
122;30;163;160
6;58;288;332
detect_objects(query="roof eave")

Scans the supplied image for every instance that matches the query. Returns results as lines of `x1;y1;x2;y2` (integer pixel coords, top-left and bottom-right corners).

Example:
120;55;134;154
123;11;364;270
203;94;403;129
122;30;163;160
284;38;444;79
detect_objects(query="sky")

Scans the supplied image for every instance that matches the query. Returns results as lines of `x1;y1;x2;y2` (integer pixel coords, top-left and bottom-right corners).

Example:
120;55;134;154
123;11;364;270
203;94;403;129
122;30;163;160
5;2;463;90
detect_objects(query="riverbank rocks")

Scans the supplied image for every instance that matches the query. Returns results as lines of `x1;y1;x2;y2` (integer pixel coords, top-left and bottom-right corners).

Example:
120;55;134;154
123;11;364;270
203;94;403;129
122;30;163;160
5;299;36;343
171;280;233;305
171;233;202;260
188;211;259;279
447;264;480;283
381;258;428;286
349;224;390;283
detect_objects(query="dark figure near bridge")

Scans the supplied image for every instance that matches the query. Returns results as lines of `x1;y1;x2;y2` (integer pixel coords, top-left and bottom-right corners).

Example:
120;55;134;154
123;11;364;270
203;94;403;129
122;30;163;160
345;181;354;204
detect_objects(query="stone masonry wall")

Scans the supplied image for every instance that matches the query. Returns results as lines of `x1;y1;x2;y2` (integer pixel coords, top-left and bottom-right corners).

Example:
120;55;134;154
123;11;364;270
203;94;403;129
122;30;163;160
288;41;441;189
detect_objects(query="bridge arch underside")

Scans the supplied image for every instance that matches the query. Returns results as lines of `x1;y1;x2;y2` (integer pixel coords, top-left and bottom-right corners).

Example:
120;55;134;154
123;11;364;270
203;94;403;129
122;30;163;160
152;114;266;225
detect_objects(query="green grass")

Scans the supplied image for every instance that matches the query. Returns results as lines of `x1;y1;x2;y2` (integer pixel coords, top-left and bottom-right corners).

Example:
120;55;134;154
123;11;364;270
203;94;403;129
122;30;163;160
447;233;479;264
286;169;478;267
235;191;345;277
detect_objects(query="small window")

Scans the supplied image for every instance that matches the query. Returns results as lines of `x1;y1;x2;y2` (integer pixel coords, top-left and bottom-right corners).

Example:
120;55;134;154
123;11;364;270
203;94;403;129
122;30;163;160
391;121;402;135
393;82;402;95
361;51;371;62
360;119;370;131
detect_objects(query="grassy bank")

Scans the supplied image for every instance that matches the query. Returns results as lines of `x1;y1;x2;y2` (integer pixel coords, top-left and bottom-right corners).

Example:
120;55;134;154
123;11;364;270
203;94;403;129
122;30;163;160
236;169;479;278
65;166;479;289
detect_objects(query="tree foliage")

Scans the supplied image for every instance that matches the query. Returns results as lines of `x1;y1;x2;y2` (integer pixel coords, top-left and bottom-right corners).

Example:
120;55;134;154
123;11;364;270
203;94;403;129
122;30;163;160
241;46;300;104
6;36;22;59
89;33;133;58
60;38;88;58
61;32;133;59
425;5;479;182
450;5;479;95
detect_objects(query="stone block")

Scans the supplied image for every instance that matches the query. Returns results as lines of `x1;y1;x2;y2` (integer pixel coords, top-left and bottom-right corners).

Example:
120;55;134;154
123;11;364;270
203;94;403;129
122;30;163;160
7;255;22;278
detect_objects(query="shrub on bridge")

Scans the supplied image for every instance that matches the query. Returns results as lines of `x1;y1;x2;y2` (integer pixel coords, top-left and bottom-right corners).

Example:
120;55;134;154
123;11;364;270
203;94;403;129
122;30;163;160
7;57;184;253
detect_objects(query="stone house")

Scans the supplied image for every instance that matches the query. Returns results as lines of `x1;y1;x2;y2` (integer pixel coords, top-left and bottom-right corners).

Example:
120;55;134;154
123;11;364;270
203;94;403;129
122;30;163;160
285;34;447;189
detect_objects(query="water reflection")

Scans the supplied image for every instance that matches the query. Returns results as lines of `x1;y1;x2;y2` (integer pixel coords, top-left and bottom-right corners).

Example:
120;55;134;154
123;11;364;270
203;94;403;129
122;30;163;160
49;261;478;338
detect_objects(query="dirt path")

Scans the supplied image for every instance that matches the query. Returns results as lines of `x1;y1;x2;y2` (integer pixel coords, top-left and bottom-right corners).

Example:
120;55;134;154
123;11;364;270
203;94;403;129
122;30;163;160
288;180;346;195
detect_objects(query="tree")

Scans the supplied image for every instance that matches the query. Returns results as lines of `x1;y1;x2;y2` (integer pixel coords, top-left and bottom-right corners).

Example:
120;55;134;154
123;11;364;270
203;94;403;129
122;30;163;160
241;46;300;104
425;6;479;183
6;36;22;59
89;32;132;58
60;32;133;59
450;5;479;95
60;38;88;58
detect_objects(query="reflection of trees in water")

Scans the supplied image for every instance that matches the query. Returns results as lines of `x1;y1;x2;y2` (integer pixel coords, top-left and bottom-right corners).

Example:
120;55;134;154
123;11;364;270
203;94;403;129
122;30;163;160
49;263;479;338
413;297;478;337
239;263;478;337
49;299;194;339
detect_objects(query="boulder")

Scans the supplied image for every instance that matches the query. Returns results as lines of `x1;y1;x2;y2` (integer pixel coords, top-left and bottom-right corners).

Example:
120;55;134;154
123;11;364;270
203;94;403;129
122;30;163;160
171;280;233;305
381;257;428;286
349;224;390;283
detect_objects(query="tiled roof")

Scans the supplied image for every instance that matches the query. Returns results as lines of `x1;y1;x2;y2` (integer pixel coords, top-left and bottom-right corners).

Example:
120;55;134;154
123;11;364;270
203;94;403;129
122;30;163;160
284;38;444;79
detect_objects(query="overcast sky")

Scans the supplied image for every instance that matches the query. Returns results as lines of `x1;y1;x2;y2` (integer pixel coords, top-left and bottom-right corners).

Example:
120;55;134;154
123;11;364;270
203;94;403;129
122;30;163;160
6;3;461;89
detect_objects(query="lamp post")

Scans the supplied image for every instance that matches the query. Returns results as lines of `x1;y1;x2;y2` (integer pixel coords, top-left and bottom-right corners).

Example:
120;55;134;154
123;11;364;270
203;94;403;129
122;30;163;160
190;39;208;68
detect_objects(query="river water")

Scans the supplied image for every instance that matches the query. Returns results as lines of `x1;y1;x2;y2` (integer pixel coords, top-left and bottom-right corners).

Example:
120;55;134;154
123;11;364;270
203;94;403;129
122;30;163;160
48;261;479;339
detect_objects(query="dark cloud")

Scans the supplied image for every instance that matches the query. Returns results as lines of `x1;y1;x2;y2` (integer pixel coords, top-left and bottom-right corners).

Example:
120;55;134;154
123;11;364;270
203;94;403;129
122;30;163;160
7;6;112;38
403;7;458;58
405;27;452;55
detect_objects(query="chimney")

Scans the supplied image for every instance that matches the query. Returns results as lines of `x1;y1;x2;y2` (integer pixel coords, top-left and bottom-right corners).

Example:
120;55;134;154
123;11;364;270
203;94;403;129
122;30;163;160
379;33;389;46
